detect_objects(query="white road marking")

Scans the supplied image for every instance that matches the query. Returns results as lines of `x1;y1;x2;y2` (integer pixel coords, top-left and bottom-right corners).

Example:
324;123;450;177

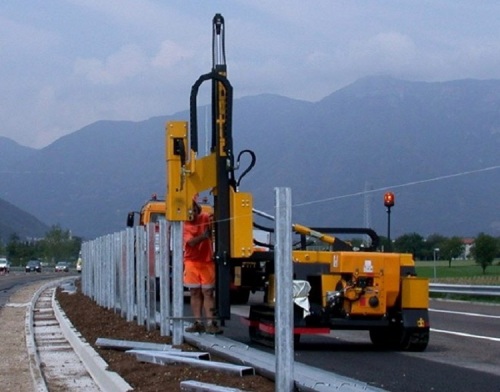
430;308;500;341
430;308;500;319
431;328;500;342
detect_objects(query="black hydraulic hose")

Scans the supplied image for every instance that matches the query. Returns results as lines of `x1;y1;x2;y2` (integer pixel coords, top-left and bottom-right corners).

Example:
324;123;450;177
254;239;274;250
189;71;233;156
236;149;256;187
253;222;274;233
173;138;186;166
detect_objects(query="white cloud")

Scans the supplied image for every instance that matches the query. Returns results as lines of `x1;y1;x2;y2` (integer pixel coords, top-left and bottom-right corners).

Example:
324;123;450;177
74;45;148;85
152;40;194;68
0;15;60;56
2;1;500;148
347;32;418;72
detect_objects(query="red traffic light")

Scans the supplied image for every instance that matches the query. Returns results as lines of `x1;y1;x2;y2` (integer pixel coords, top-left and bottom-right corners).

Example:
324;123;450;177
384;192;395;207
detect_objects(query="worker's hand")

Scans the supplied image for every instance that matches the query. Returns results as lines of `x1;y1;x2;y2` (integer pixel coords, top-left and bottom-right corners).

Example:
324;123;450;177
204;229;211;239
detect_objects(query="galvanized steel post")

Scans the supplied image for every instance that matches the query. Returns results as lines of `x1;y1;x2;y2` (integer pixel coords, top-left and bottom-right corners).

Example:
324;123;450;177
274;187;294;392
146;224;157;331
135;226;146;326
125;227;135;322
171;221;184;345
119;230;127;318
111;232;119;311
159;220;171;336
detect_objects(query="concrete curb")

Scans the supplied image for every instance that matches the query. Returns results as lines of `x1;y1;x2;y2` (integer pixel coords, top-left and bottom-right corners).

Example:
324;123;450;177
52;281;133;392
25;277;132;392
184;334;385;392
25;281;51;392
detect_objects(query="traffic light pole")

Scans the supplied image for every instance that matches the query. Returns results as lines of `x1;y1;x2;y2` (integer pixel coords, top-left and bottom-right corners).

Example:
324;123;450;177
383;192;395;252
386;206;392;252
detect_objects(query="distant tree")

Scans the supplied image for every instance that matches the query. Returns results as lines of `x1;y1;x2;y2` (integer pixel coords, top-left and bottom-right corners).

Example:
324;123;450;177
394;233;426;259
441;236;465;267
6;234;41;265
6;233;21;262
347;237;364;249
424;233;448;261
471;233;498;273
378;235;391;252
39;225;81;264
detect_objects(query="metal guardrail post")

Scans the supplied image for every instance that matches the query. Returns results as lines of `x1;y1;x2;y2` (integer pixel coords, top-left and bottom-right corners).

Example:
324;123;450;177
125;227;135;322
110;233;118;311
106;234;113;309
81;242;89;296
275;187;294;392
119;230;127;318
159;220;171;336
172;221;184;345
146;224;157;331
135;226;146;326
96;236;103;306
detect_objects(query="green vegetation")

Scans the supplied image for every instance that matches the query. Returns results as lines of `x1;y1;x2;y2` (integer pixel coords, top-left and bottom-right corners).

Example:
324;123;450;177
384;231;500;273
415;258;500;303
415;259;500;284
471;233;498;273
2;225;81;266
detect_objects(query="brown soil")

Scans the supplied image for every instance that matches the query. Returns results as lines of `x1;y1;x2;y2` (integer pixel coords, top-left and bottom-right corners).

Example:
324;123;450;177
55;282;275;392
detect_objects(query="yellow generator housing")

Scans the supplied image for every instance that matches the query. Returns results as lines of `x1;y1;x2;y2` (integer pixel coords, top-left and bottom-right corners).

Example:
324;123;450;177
252;248;431;351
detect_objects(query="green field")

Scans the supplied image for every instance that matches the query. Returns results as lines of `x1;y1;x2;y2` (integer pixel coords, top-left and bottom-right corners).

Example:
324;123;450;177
415;258;500;284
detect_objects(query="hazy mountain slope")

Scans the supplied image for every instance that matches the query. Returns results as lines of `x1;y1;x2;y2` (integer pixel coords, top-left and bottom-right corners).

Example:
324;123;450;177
0;197;50;240
0;136;36;170
0;118;174;238
0;76;498;239
232;78;500;236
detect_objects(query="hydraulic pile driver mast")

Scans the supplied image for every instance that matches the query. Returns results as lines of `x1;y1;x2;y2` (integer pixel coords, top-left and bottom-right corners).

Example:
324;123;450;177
166;14;430;351
166;14;261;319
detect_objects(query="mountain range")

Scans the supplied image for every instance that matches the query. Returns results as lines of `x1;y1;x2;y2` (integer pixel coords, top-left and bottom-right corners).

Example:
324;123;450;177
0;196;49;241
0;76;499;241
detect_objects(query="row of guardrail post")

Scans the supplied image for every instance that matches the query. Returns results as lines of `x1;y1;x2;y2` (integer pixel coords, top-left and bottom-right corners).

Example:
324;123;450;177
75;220;500;330
80;222;176;336
79;188;297;390
78;188;497;392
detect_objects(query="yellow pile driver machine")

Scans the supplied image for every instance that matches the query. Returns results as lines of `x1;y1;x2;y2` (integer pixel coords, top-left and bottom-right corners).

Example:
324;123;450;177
166;14;429;351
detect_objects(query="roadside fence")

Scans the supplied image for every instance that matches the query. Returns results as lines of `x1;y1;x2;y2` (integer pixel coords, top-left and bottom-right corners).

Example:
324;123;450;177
79;220;500;345
80;221;176;336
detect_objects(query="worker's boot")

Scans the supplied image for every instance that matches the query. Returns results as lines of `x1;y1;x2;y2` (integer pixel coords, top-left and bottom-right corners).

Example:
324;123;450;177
185;321;205;333
205;321;223;335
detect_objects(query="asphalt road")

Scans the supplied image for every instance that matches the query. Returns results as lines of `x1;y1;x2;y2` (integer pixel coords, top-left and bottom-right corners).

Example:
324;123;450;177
3;272;499;392
0;269;78;307
227;294;500;392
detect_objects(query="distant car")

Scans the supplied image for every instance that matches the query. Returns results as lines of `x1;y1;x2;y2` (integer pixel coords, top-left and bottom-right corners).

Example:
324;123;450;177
26;260;42;273
55;261;70;272
76;257;82;273
0;257;10;274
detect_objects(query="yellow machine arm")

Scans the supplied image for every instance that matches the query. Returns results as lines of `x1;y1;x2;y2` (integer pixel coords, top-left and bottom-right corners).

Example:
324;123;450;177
292;223;337;245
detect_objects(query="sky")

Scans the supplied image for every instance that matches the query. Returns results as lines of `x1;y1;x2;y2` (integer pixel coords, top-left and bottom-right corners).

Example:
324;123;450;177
2;1;500;149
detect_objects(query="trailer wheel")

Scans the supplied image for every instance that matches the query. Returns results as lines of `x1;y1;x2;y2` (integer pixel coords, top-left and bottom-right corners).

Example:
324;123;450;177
370;327;429;351
399;328;429;352
369;327;399;349
249;325;258;340
249;326;301;347
230;288;250;305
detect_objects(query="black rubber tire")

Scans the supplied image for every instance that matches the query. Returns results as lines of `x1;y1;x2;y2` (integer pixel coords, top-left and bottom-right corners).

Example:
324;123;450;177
230;288;251;305
370;327;429;351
